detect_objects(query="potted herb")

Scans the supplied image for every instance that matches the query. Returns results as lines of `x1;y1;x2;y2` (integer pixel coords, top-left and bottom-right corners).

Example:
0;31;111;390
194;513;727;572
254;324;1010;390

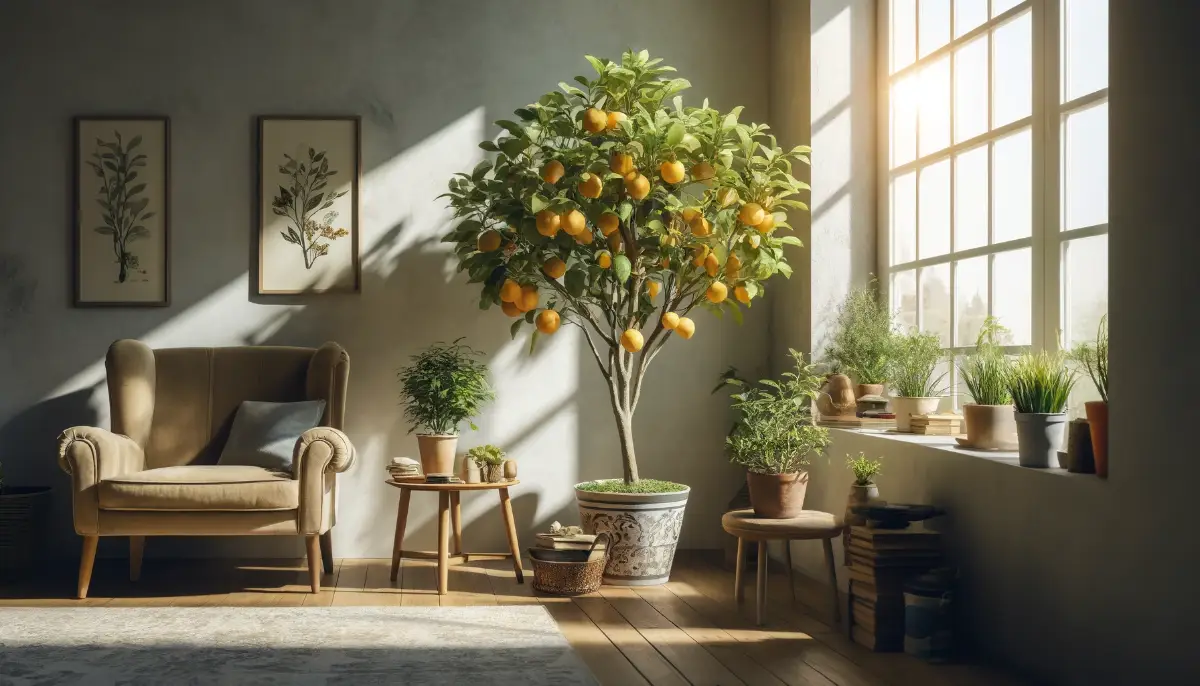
397;339;495;476
1007;351;1077;468
1070;315;1109;477
723;350;830;518
887;329;947;432
826;280;895;398
957;317;1017;450
843;452;882;552
444;51;811;585
467;444;507;483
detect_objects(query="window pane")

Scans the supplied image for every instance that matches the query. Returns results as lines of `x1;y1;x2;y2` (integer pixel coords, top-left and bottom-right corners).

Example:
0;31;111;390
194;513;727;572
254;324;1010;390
919;0;951;58
892;72;919;167
954;35;989;143
955;145;989;251
992;248;1032;345
992;128;1032;242
1063;102;1108;230
955;0;988;37
892;171;917;264
919;159;951;258
1064;235;1108;346
920;264;952;346
955;256;989;347
893;269;918;332
992;11;1032;128
992;0;1024;17
919;55;951;156
1062;0;1108;102
892;0;917;73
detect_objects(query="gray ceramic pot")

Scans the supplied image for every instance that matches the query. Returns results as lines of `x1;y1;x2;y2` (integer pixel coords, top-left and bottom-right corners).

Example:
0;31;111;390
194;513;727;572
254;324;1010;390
1013;412;1068;468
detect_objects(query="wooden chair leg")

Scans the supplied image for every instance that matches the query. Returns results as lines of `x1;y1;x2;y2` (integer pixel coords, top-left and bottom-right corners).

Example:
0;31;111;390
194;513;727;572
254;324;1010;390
499;487;524;583
783;539;796;603
306;535;322;593
77;536;99;599
733;537;746;603
823;537;840;627
437;491;450;595
390;489;411;582
319;531;334;575
450;491;463;558
129;536;145;582
756;540;768;626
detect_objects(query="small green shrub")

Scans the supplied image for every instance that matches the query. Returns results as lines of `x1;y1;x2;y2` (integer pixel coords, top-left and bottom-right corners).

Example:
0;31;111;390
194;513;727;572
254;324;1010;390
958;316;1013;405
845;453;883;486
466;444;506;466
825;280;895;385
1008;351;1077;414
1069;315;1108;403
397;339;495;435
888;329;947;398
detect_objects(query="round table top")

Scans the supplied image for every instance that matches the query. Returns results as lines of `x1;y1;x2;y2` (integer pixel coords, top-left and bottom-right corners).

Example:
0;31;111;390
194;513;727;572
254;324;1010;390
385;478;520;492
721;508;843;540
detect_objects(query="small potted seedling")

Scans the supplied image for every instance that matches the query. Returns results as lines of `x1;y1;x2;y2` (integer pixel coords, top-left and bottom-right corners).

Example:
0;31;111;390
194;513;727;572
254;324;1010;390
887;329;947;431
467;444;507;483
1007;351;1077;468
958;317;1017;450
843;452;883;552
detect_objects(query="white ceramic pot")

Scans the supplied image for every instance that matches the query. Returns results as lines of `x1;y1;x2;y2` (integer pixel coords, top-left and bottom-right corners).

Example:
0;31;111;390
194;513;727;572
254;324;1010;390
576;480;689;586
891;396;941;432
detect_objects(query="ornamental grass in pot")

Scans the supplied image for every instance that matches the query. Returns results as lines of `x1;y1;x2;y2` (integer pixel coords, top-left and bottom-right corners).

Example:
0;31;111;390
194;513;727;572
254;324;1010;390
1070;316;1109;477
888;329;947;432
1007;351;1077;468
826;280;894;399
957;317;1017;450
723;350;831;519
397;339;495;476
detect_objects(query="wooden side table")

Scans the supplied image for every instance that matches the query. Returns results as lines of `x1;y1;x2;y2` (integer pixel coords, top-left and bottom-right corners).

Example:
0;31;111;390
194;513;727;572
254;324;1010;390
387;479;524;594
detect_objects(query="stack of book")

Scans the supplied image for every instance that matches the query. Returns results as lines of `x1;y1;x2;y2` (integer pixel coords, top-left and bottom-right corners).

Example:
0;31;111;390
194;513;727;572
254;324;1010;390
846;526;943;651
818;416;896;430
909;413;964;435
386;457;422;481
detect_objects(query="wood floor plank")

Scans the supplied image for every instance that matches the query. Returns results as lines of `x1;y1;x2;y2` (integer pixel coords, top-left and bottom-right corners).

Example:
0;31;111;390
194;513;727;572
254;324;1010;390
573;596;690;686
331;559;375;606
441;562;498;606
302;559;343;606
399;559;441;606
482;558;539;605
539;596;651;686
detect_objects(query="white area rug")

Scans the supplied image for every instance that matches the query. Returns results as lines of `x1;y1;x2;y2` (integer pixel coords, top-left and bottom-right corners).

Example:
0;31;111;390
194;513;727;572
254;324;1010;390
0;606;596;685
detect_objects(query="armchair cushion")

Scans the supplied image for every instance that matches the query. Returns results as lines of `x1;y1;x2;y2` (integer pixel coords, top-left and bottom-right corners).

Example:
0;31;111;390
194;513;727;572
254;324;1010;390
98;465;298;511
216;400;326;473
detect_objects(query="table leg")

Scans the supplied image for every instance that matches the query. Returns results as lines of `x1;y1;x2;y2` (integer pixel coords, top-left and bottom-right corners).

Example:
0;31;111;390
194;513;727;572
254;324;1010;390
783;539;796;603
437;491;450;595
451;491;464;558
823;537;840;628
733;537;746;604
756;540;768;626
499;487;524;583
389;489;411;582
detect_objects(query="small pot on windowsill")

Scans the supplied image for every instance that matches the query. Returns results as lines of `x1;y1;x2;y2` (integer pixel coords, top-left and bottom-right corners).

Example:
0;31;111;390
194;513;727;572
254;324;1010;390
1085;400;1109;478
1013;412;1068;468
961;403;1019;450
890;396;941;432
416;434;458;475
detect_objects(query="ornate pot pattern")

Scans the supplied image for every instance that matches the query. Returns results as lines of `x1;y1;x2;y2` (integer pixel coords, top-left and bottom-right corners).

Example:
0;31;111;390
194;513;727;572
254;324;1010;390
576;482;689;586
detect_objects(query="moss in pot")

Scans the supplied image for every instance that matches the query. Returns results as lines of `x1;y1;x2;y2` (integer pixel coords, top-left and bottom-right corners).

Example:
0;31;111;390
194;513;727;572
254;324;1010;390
887;329;947;432
958;317;1018;450
722;350;831;519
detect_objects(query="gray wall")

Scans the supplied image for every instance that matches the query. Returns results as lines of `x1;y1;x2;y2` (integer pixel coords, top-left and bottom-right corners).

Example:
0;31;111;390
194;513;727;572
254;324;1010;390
0;0;772;559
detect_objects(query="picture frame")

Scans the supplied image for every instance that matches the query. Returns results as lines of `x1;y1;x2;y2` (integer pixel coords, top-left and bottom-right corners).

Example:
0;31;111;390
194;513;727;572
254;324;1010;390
257;115;361;295
73;116;170;307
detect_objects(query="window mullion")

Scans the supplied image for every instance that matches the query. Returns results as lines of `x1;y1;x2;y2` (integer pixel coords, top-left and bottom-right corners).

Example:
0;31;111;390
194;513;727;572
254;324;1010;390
1038;0;1062;352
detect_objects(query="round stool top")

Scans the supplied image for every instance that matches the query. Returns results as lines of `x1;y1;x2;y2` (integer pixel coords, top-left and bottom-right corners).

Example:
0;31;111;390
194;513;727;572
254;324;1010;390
721;508;843;541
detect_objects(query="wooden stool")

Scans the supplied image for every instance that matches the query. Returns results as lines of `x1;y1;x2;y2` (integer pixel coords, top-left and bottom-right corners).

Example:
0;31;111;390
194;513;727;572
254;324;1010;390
721;508;843;626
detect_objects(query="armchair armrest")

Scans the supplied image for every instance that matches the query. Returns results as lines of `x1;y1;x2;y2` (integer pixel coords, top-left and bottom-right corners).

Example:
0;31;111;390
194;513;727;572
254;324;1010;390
294;427;355;534
57;426;146;535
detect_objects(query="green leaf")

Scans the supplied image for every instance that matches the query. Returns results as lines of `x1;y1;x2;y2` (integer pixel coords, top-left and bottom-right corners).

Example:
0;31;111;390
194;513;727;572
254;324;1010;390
618;202;633;222
613;255;631;283
471;160;492;181
531;194;549;214
510;319;524;339
528;329;540;355
479;140;499;152
778;235;804;247
665;123;685;147
495;120;524;137
565;267;587;296
584;55;606;75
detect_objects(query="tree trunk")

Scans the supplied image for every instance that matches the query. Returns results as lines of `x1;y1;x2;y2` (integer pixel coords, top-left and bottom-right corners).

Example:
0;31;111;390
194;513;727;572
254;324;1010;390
118;253;128;283
615;409;639;483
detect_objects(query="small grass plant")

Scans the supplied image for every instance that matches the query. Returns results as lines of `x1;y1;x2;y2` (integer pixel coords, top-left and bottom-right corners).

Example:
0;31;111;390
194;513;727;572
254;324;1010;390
1008;351;1077;414
1069;315;1108;403
958;316;1013;406
888;329;947;398
846;453;883;486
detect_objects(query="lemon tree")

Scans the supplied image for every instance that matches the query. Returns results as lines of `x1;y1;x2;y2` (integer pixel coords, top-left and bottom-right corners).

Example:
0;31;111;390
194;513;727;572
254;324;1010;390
443;50;810;485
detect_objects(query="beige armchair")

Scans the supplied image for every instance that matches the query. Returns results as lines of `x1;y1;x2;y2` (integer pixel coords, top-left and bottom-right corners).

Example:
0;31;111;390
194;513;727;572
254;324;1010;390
57;340;355;598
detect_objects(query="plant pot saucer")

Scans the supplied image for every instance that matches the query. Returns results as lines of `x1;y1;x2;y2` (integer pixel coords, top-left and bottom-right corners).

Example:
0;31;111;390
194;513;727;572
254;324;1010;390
850;503;944;529
955;437;1019;452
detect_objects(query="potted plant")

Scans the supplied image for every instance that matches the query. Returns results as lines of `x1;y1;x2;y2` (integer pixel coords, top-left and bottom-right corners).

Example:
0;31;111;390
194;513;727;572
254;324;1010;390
443;51;810;584
722;350;830;518
887;329;947;432
843;452;882;552
957;317;1017;450
397;339;495;476
1070;316;1109;477
1007;351;1077;468
467;444;507;483
826;280;895;398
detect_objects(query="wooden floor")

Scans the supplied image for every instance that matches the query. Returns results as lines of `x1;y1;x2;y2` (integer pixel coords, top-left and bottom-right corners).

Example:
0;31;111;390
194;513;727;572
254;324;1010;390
0;550;1026;686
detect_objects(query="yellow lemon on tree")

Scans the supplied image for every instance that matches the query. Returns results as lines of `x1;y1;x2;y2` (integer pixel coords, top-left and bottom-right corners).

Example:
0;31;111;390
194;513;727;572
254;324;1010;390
675;317;696;339
543;256;567;279
688;215;711;237
500;278;522;303
747;233;762;249
536;210;560;236
681;207;699;223
578;173;603;199
606;111;627;130
647;280;661;298
735;284;752;304
691;244;710;267
620;328;645;353
704;252;721;277
661;311;680;330
501;300;522;317
756;212;776;233
597;250;613;269
561;209;586;236
610;152;634;176
583;107;608;133
716;187;739;207
536;309;561;334
739;202;766;227
691;161;716;182
659;160;685;184
518;284;539;312
597;213;620;236
706;281;728;303
477;230;502;252
575;228;594;245
725;254;742;280
624;172;650;200
541;160;565;184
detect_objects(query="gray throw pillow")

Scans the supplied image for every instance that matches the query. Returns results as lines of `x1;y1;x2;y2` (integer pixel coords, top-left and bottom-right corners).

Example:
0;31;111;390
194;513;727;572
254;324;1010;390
217;400;327;473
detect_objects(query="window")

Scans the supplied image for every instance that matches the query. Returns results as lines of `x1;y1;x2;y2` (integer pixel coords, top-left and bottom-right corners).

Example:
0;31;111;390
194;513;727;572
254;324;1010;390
881;0;1108;408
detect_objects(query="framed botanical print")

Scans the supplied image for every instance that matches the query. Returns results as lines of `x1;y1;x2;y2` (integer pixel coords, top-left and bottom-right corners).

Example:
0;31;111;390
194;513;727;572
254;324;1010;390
257;116;361;294
74;116;170;306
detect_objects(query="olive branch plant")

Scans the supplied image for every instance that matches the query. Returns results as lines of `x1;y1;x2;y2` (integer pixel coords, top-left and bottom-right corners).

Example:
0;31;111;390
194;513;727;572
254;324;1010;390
271;147;349;270
85;131;155;283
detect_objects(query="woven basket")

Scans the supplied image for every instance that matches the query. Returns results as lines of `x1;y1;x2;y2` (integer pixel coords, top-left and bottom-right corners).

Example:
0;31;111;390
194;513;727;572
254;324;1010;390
529;533;609;595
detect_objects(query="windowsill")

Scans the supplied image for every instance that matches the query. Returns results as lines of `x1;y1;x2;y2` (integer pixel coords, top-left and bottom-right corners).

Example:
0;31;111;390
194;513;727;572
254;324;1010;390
827;427;1100;479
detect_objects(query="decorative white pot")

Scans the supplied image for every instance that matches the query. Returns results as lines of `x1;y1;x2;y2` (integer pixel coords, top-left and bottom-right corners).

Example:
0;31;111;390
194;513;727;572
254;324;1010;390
890;396;941;432
576;480;690;586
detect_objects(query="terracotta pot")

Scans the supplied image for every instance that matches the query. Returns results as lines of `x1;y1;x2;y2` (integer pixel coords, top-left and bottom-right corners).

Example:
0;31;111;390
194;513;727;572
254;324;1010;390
1013;413;1068;468
843;483;879;560
817;374;858;418
890;396;941;432
746;471;809;519
962;404;1018;450
856;383;885;399
1085;401;1109;478
416;434;457;475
